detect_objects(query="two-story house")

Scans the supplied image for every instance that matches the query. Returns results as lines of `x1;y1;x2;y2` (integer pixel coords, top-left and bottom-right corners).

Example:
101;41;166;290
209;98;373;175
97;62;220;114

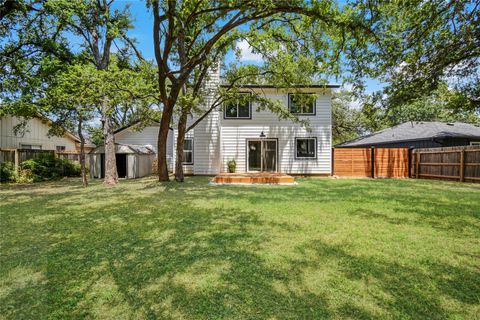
90;68;337;179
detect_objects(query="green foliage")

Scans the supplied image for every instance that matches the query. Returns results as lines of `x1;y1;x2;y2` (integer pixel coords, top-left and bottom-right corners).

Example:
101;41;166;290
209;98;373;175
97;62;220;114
0;162;16;183
87;126;104;146
332;91;365;145
349;0;480;108
19;155;81;182
21;156;57;182
227;159;237;173
59;159;82;177
358;83;480;134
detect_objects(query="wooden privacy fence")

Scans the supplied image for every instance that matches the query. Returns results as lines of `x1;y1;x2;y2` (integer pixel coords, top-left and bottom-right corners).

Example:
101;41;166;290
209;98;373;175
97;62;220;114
332;147;410;178
0;148;89;171
0;148;55;169
413;146;480;182
0;149;15;164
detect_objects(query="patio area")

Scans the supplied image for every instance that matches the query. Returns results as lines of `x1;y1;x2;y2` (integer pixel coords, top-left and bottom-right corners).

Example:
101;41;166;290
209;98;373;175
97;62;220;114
211;172;295;185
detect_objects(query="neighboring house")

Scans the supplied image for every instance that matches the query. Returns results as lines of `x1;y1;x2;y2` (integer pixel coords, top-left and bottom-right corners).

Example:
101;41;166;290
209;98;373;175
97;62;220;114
0;115;95;152
336;121;480;148
90;67;338;178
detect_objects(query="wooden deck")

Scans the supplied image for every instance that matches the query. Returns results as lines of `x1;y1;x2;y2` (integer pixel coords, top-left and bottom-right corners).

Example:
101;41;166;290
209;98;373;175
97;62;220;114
212;172;295;185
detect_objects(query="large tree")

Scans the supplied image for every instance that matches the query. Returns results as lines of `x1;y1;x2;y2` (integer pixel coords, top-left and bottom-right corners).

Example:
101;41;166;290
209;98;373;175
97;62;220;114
51;0;137;186
359;82;480;134
149;0;374;181
42;57;158;187
350;0;480;108
43;63;99;187
1;0;142;186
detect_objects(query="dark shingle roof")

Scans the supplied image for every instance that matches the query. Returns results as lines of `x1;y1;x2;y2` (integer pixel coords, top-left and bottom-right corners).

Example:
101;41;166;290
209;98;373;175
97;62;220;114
337;121;480;147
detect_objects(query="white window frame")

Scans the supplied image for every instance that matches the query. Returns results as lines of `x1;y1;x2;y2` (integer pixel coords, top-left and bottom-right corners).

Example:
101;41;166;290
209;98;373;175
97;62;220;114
183;138;194;165
295;137;317;159
20;144;42;150
224;93;252;119
470;141;480;146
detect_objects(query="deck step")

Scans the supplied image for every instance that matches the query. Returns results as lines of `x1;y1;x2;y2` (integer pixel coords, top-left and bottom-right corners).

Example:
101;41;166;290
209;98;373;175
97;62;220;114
212;173;295;184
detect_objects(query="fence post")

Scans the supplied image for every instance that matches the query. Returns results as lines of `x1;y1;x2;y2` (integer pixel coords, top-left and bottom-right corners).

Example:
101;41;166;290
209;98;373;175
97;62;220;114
331;148;334;176
408;148;413;178
459;148;465;182
415;151;420;179
14;149;19;172
371;146;375;178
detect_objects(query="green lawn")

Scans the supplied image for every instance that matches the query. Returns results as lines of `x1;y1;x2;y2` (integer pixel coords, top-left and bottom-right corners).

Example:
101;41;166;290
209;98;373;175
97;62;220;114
0;177;479;319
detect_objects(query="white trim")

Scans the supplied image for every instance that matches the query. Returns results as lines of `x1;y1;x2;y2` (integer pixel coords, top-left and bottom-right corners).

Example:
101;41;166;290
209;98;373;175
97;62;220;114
20;143;42;150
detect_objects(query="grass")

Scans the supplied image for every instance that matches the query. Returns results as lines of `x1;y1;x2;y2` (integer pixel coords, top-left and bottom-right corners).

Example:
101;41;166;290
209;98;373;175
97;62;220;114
0;177;479;319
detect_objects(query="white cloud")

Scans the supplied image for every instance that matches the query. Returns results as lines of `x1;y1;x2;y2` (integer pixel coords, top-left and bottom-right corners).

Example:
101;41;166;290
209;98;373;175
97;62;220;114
236;40;263;62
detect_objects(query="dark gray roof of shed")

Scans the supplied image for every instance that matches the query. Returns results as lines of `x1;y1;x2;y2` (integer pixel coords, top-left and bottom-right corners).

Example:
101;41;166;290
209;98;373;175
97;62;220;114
90;143;155;155
336;121;480;147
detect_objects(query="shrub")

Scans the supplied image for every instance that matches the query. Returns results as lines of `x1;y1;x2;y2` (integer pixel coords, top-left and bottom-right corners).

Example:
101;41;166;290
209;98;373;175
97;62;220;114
22;153;57;181
20;155;81;182
0;162;16;183
16;168;34;183
58;159;82;177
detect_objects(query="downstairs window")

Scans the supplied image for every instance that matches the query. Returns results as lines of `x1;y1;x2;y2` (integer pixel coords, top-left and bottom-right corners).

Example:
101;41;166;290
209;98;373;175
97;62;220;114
295;138;317;159
183;138;194;164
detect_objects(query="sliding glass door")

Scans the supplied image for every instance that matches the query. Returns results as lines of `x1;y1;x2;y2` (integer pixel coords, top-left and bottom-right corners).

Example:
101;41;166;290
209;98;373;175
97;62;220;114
247;139;277;172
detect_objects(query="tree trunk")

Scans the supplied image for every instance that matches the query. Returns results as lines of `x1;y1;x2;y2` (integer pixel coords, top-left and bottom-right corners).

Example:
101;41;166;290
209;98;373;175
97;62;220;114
157;107;172;181
175;110;188;182
77;117;88;188
102;98;118;186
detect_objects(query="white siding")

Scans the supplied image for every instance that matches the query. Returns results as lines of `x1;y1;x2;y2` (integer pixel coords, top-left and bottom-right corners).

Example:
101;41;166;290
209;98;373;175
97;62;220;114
192;111;221;174
109;87;333;176
220;93;332;174
170;63;221;175
172;128;195;175
0;116;77;150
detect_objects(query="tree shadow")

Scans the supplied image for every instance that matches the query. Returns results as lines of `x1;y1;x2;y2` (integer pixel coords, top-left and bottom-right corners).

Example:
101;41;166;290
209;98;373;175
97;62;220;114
1;176;479;319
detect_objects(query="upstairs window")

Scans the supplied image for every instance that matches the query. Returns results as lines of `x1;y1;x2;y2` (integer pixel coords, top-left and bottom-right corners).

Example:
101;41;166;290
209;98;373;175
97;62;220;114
224;93;251;119
56;146;66;152
289;93;316;115
183;138;194;164
295;138;317;159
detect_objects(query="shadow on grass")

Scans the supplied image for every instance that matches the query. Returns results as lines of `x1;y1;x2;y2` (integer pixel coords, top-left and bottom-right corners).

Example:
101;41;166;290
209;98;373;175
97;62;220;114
1;177;479;319
292;239;480;320
1;197;333;319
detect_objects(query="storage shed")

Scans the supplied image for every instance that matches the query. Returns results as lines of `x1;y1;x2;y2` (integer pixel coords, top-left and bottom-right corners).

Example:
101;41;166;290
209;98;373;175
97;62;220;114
90;144;155;179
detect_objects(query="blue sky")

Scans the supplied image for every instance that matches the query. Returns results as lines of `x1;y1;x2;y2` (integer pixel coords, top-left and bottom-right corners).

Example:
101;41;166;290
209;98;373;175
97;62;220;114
113;1;384;95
